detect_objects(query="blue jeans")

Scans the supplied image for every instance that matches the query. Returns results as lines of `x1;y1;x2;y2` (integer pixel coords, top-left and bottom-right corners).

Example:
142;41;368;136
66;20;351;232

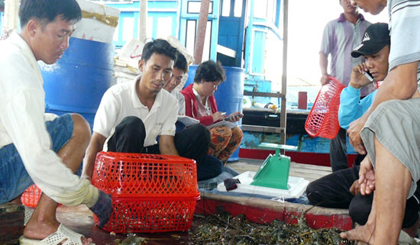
0;114;74;204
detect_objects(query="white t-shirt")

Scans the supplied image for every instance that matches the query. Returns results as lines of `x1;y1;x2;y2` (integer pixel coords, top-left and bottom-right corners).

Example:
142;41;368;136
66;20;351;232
170;90;185;115
0;32;98;207
93;76;178;148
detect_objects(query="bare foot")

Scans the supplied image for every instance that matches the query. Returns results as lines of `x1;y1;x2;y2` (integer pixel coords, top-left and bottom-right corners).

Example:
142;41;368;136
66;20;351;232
340;224;375;245
24;220;92;244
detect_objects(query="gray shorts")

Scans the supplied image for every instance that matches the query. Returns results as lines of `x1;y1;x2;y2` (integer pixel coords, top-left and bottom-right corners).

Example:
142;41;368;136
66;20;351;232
361;98;420;198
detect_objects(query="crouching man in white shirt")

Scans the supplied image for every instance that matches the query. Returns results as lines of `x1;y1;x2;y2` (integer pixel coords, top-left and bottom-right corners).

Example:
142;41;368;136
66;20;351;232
83;39;213;182
0;0;112;244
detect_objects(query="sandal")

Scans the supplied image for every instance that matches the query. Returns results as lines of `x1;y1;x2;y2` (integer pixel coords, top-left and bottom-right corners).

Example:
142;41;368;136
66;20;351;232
24;206;34;226
19;224;88;245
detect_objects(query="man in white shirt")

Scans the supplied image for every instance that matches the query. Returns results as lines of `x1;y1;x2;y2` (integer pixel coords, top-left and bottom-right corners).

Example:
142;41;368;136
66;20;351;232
0;0;112;244
83;39;215;181
163;51;187;115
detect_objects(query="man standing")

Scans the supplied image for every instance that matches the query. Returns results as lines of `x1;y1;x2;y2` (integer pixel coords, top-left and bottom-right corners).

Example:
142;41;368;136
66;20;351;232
0;0;112;244
341;0;420;244
319;0;372;172
83;39;213;180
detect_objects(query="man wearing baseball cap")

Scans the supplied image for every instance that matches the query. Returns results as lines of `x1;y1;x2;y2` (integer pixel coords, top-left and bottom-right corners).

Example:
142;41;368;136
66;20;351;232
307;23;420;243
340;22;390;129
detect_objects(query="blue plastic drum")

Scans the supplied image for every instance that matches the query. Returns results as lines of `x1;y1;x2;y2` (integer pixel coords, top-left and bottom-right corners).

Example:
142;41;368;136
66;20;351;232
40;37;115;129
185;65;244;161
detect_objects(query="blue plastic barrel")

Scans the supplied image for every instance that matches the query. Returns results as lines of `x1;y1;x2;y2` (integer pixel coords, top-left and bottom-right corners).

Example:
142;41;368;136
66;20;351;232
40;37;115;129
185;65;244;161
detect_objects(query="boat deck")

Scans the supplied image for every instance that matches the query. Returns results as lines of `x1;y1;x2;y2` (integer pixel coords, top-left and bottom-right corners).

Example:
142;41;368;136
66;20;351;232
4;158;347;245
227;158;332;183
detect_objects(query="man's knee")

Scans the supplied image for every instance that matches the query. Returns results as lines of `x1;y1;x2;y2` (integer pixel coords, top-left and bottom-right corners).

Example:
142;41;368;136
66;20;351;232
306;181;321;204
190;124;211;142
70;113;91;143
117;116;145;134
349;193;373;225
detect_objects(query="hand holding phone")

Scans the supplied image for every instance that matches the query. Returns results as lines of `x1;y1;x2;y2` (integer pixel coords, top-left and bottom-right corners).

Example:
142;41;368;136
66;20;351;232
224;113;244;121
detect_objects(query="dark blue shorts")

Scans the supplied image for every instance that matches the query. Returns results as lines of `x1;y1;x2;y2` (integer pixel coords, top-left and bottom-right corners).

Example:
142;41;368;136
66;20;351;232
0;114;75;204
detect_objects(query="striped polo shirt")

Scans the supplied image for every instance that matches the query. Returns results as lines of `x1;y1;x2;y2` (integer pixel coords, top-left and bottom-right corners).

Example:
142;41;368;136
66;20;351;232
387;0;420;91
320;13;373;97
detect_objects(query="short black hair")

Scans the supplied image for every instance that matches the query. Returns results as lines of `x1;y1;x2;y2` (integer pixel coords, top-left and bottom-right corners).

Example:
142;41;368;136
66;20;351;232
141;39;178;63
194;60;226;83
19;0;82;28
174;52;188;73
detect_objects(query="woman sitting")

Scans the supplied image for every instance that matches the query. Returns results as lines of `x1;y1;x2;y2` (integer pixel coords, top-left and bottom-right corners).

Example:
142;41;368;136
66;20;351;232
181;60;243;163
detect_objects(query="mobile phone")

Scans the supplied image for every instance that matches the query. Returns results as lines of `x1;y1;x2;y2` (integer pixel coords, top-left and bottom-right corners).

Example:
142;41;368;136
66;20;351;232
224;114;244;121
364;71;374;82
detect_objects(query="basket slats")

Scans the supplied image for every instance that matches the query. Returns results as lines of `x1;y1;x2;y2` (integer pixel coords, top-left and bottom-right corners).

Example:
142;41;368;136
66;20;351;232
21;184;42;208
92;152;200;233
305;77;345;139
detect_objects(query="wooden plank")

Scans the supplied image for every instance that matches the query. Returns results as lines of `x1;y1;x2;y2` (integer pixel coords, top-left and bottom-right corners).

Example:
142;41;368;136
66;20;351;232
0;203;24;244
229;159;332;183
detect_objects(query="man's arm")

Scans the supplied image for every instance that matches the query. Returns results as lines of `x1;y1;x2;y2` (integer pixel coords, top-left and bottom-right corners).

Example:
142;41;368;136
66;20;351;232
83;132;107;179
319;52;330;85
159;135;179;156
348;62;420;153
368;62;420;109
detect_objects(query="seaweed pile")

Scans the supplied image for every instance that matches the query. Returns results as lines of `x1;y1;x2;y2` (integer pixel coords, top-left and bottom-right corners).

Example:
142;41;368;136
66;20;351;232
189;212;351;245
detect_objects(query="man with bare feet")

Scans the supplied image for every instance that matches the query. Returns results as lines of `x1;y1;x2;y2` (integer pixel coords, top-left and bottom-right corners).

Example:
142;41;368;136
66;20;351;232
308;24;420;242
0;0;112;244
339;0;420;244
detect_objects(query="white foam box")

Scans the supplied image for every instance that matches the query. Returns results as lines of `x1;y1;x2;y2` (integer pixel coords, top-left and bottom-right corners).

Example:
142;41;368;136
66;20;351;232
74;0;120;43
217;171;309;199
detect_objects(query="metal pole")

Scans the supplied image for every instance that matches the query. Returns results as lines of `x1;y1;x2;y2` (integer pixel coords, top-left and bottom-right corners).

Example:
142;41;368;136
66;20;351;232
280;0;288;151
193;0;210;65
139;0;147;43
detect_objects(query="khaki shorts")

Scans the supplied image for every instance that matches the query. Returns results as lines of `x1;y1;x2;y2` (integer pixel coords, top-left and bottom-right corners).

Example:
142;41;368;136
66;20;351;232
361;98;420;198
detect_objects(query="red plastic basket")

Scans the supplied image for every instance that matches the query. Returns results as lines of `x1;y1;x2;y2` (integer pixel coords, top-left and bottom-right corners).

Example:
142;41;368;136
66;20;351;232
21;184;42;208
92;152;200;233
305;77;346;139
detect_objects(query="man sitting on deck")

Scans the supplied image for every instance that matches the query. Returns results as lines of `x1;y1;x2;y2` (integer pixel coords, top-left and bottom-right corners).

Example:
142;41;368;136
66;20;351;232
306;23;420;241
0;0;112;244
83;39;216;181
340;0;420;243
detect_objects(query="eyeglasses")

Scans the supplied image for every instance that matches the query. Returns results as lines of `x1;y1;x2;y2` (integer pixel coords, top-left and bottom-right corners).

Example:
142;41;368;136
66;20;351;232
212;81;221;88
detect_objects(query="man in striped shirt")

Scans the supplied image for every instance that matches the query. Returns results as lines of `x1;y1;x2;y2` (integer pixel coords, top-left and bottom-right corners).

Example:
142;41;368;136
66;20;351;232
319;0;373;172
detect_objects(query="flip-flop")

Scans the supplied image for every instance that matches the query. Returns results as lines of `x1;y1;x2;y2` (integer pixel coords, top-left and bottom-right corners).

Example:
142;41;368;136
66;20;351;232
24;206;34;226
19;224;87;245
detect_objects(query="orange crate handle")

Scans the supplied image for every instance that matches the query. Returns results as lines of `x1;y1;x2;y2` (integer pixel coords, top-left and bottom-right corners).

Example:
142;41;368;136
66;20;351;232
305;76;345;139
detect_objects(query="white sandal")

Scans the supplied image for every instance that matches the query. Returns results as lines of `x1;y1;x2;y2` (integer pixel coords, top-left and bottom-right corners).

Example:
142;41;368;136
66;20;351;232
19;224;88;245
24;206;34;226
